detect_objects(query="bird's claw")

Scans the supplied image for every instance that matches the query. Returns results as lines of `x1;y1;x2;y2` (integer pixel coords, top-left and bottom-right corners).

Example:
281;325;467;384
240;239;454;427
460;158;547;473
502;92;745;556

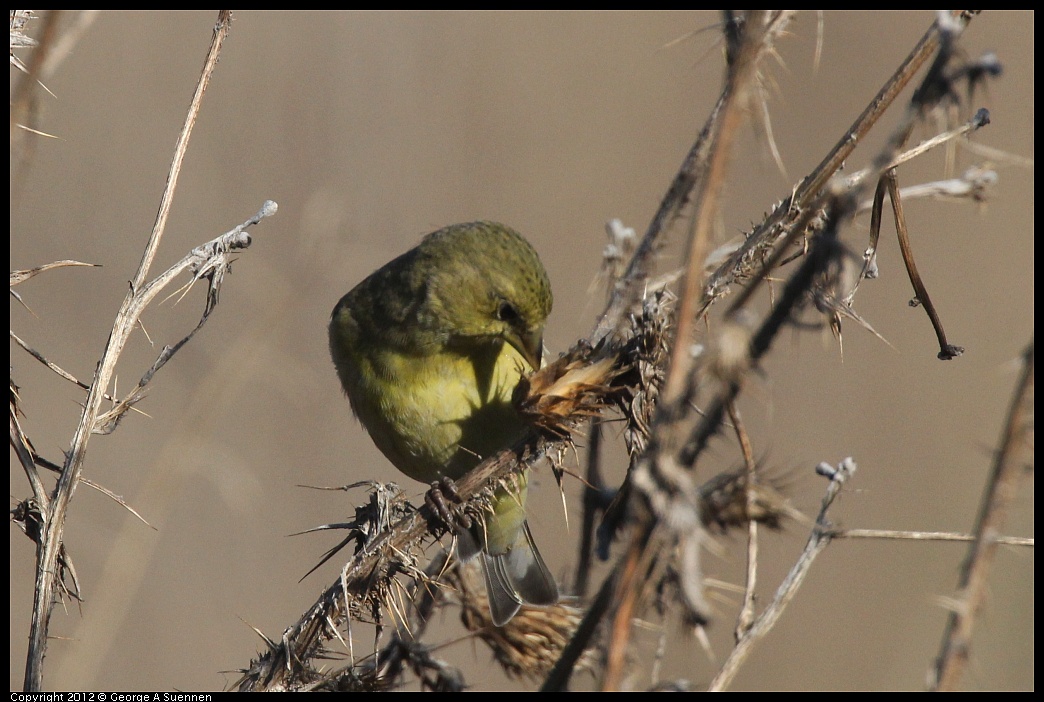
425;477;472;531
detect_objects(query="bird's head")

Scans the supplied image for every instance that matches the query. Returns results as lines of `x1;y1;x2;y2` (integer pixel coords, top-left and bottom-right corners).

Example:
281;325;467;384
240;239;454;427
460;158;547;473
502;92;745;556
421;222;552;370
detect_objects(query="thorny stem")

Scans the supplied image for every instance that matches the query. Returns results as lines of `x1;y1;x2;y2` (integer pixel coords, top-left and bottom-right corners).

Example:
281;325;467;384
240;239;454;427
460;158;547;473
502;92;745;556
700;11;979;318
590;93;724;346
542;11;987;693
660;12;771;410
603;13;779;684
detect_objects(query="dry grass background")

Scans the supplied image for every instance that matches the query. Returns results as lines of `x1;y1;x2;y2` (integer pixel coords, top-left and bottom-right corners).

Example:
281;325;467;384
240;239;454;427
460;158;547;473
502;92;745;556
9;11;1033;691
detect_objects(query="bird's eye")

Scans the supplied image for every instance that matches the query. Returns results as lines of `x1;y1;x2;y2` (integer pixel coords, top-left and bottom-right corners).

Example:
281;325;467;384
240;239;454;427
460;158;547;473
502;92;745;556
496;301;520;323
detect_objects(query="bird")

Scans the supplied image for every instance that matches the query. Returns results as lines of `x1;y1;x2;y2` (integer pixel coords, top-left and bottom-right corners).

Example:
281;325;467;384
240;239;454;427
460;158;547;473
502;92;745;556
329;220;559;625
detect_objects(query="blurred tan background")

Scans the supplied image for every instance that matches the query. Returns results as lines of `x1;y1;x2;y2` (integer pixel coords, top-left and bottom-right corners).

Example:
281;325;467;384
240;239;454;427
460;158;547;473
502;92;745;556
9;11;1032;691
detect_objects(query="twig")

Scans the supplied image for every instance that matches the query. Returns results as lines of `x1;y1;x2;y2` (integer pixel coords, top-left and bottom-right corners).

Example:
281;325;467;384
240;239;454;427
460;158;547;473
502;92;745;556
11;389;48;512
885;169;964;359
728;402;759;640
10;330;144;415
10;10;61;170
575;420;605;598
843;107;992;191
540;567;616;692
707;458;857;691
824;528;1032;547
931;338;1034;690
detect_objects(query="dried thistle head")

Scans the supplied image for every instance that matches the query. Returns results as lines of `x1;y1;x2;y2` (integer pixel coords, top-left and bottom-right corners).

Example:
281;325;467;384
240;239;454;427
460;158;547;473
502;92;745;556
615;289;673;459
697;468;801;533
514;340;625;439
513;288;673;454
452;561;593;682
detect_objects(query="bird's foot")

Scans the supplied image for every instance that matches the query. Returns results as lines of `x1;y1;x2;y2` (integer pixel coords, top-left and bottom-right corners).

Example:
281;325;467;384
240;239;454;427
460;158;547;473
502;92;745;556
425;477;472;531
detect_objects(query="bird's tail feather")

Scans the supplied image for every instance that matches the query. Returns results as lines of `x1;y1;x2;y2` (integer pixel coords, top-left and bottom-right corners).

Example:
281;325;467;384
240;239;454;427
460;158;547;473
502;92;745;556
481;521;559;626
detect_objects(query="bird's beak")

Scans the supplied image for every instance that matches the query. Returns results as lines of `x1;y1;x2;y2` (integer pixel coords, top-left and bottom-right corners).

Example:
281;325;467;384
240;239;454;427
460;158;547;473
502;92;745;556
508;328;544;371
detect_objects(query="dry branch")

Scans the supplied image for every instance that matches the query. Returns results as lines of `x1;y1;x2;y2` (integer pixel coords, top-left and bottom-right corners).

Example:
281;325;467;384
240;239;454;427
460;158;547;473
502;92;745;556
234;10;1030;693
10;11;277;691
931;338;1034;690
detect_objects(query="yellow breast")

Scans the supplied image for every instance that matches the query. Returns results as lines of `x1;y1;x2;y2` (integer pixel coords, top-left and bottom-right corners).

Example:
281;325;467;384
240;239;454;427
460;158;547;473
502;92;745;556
347;338;530;483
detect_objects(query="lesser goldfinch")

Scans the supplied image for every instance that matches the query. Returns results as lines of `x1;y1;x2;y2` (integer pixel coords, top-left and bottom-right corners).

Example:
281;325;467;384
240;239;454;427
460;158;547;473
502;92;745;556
329;221;559;625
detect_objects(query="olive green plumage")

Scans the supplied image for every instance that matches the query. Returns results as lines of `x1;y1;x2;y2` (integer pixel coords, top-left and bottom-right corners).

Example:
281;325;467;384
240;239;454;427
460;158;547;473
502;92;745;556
329;221;558;625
